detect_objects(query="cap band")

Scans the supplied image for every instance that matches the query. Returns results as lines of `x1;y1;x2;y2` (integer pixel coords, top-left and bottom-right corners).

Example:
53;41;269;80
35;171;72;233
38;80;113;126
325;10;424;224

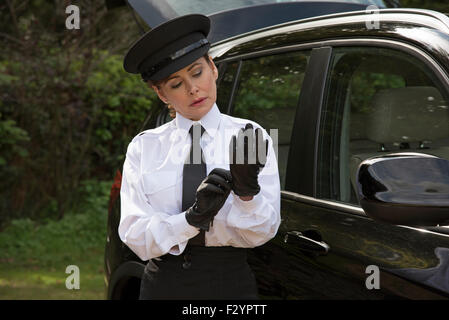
142;38;209;81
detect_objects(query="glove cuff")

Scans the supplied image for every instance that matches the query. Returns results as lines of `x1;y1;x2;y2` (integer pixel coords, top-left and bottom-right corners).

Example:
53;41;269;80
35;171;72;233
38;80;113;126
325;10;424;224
232;185;260;197
185;207;212;231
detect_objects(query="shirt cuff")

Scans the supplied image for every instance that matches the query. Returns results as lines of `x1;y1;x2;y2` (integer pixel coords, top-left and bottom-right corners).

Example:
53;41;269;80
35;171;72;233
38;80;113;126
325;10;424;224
167;212;200;244
232;192;264;213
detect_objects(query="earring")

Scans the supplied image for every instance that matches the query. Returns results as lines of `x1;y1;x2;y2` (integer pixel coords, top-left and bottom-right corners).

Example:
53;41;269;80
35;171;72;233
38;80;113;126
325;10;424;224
166;103;176;119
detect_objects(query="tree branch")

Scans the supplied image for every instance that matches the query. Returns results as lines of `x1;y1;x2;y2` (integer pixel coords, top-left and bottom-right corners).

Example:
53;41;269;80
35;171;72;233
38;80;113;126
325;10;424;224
6;0;20;36
0;32;24;46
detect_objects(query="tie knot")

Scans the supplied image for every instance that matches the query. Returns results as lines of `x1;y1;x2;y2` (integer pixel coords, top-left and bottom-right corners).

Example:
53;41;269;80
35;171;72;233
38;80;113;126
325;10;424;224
189;123;205;141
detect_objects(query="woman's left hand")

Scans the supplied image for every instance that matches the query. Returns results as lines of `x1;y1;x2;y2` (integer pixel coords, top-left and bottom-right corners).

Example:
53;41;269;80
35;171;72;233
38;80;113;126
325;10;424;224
229;123;268;197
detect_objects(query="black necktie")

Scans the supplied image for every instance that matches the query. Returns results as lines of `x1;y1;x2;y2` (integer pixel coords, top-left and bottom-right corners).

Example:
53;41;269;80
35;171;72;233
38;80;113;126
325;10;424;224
182;123;207;246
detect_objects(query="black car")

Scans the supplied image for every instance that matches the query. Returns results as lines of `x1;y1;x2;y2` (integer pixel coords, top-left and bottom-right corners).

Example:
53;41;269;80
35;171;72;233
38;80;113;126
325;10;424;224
104;0;449;299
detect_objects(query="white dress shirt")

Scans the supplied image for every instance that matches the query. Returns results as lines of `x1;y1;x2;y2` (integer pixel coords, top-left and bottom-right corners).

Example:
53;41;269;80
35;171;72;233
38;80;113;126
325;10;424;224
118;103;281;261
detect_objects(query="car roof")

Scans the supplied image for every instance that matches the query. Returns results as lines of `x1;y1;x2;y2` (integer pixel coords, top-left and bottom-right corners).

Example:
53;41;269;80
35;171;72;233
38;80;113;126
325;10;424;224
209;8;449;62
115;0;399;44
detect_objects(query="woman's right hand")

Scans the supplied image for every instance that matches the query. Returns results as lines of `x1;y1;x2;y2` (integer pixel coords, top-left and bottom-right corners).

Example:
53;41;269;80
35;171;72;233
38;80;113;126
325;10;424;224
185;168;232;231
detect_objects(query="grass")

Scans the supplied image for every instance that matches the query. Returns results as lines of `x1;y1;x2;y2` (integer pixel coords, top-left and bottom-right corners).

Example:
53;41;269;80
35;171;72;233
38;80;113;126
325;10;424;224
0;180;111;300
0;264;105;300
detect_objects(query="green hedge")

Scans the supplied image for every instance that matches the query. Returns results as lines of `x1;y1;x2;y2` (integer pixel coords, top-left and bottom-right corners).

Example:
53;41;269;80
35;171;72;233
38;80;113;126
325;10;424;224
0;49;158;225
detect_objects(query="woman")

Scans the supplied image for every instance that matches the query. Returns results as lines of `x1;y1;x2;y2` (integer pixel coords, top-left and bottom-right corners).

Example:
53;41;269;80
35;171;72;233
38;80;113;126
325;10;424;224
119;14;281;300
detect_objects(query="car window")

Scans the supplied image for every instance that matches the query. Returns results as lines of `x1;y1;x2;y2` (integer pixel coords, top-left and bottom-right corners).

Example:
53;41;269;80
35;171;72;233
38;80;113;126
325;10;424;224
216;61;239;114
318;46;449;205
231;51;311;189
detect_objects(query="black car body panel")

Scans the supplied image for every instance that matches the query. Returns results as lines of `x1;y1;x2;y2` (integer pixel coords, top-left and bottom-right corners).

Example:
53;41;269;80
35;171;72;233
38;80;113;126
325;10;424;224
104;5;449;299
267;194;449;299
212;10;449;299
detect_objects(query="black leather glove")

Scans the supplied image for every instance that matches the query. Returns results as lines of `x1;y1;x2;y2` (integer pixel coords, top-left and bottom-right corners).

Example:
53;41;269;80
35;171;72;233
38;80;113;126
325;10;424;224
229;123;268;197
185;168;232;231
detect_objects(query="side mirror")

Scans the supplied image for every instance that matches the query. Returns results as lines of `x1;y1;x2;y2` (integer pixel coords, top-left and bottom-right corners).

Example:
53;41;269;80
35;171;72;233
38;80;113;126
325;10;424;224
356;153;449;226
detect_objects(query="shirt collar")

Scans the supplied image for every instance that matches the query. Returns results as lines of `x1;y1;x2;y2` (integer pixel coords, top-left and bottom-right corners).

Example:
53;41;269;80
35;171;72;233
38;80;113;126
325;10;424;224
175;103;221;139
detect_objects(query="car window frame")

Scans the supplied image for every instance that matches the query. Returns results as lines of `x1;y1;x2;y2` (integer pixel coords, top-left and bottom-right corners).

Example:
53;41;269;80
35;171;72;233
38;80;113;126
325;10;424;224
222;37;449;218
278;37;449;237
216;60;243;115
317;38;449;201
311;38;449;237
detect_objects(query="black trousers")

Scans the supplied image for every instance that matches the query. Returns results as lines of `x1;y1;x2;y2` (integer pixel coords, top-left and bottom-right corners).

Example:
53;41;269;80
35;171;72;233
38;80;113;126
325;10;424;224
139;246;259;300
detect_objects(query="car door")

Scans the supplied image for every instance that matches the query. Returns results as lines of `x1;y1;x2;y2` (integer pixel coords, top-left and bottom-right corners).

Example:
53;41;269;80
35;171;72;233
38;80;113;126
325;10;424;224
280;42;449;299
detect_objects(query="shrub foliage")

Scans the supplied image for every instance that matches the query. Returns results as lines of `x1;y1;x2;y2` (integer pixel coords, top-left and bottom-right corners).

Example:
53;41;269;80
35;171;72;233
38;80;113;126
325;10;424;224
0;1;157;225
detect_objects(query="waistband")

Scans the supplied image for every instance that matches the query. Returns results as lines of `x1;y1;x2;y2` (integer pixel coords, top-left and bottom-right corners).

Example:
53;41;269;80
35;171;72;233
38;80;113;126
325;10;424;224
151;246;249;271
159;246;248;262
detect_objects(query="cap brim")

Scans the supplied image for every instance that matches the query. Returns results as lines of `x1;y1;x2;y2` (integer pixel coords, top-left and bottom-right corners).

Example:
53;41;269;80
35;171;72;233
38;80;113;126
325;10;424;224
149;44;210;81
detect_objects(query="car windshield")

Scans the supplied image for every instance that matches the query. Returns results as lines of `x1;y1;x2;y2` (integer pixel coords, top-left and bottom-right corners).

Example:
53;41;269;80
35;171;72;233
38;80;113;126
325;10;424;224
164;0;394;16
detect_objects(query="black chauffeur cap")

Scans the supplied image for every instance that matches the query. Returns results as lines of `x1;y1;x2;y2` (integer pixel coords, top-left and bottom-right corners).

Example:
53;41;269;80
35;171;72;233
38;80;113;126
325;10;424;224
123;14;211;82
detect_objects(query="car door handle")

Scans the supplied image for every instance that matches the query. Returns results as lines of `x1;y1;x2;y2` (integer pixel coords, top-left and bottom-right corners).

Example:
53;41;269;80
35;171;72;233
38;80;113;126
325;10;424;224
284;231;330;255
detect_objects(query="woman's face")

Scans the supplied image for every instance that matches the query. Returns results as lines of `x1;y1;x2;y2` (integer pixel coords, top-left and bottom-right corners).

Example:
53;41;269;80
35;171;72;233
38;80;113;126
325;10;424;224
152;56;218;121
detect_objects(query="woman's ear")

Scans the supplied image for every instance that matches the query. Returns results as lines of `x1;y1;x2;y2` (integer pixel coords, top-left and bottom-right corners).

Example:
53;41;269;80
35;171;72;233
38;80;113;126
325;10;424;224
213;63;218;81
207;55;218;81
151;84;169;105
